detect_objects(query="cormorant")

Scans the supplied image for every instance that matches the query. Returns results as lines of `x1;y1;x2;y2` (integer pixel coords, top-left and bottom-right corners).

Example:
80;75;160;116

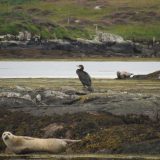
76;65;93;91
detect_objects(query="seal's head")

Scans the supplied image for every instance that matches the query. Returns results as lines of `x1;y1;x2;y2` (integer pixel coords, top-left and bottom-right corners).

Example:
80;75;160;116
2;132;14;145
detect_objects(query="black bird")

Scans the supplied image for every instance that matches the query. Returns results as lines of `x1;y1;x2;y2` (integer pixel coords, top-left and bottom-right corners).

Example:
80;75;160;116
76;65;93;91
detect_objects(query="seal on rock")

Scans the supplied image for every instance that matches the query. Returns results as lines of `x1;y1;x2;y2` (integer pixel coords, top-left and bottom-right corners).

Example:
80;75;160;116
2;131;81;154
117;71;133;79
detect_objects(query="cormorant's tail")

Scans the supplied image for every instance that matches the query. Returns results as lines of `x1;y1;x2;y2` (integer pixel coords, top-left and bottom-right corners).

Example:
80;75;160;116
88;86;94;92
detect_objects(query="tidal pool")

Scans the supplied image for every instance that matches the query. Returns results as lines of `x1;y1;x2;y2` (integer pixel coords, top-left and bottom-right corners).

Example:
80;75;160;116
0;61;159;78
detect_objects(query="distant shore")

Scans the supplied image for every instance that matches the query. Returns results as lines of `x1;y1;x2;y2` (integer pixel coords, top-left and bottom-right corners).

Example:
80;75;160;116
0;37;160;60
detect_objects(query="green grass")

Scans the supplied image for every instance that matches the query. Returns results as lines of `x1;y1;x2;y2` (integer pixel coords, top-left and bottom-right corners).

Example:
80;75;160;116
1;0;38;5
105;24;160;40
0;0;160;40
0;78;159;94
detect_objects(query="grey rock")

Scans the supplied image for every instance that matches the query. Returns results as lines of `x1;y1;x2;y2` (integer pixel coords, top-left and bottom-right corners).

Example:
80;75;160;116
36;94;42;102
0;97;35;108
94;32;124;43
43;90;69;99
16;86;25;91
16;86;32;91
94;6;102;10
110;42;134;53
141;48;155;56
60;86;77;95
17;31;31;41
48;39;70;45
42;90;80;105
0;87;159;119
21;94;32;101
0;92;21;98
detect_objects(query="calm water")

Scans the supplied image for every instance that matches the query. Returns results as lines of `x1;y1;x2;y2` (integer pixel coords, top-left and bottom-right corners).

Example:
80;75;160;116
0;61;159;78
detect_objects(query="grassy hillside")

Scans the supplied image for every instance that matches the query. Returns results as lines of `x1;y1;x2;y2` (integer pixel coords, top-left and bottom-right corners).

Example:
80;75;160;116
0;0;160;40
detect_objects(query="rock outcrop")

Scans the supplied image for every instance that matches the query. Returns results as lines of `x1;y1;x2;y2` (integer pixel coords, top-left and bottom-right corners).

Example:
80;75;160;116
0;79;159;155
0;31;159;58
133;70;160;80
0;86;159;120
94;31;124;43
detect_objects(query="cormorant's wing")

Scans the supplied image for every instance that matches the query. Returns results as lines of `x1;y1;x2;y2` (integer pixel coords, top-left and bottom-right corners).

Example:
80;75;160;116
77;71;92;86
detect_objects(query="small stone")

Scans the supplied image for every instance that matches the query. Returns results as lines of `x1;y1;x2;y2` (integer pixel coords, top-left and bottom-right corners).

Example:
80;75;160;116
94;6;101;10
16;86;25;91
0;92;21;98
21;94;32;101
36;94;42;102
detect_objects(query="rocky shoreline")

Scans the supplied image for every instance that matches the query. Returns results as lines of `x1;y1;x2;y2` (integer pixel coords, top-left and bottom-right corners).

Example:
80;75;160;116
0;32;160;58
0;86;159;119
0;77;160;154
0;39;159;58
0;71;159;154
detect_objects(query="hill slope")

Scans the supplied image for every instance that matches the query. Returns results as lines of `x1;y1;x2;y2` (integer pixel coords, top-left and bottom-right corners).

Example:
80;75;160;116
0;0;160;40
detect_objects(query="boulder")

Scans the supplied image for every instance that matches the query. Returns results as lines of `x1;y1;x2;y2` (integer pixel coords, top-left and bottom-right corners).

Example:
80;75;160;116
42;90;80;105
36;94;42;102
21;94;32;101
16;86;26;91
133;70;160;80
43;90;69;99
0;92;21;98
94;32;124;43
60;86;77;95
94;6;102;10
17;31;32;41
17;32;25;41
110;42;134;54
16;86;32;91
24;31;31;41
0;91;35;103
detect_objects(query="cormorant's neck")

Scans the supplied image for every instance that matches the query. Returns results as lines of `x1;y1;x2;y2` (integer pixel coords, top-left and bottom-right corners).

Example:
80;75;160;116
78;68;83;71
